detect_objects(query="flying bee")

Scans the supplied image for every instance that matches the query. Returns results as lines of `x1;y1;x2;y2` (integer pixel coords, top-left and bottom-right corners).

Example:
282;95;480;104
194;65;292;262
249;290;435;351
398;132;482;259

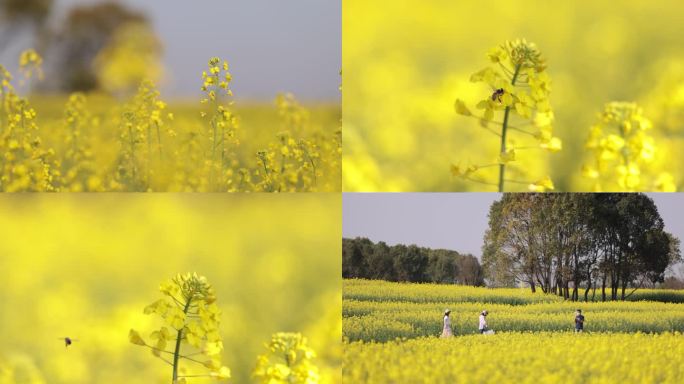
58;337;78;347
491;88;505;103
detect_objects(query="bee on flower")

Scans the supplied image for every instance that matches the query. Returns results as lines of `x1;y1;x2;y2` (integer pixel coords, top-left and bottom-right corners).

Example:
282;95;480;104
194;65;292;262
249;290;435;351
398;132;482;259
453;39;561;192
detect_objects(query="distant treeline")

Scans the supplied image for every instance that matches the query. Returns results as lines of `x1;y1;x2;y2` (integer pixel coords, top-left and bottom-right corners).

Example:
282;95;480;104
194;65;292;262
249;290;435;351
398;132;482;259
343;237;484;285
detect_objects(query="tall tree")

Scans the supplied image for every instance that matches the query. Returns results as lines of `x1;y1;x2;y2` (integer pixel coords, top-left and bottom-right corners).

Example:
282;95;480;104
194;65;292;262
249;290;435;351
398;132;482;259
482;193;681;301
47;1;154;92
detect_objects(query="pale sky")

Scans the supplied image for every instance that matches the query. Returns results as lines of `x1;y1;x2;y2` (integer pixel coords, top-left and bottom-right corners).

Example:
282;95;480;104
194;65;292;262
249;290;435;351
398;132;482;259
343;193;684;267
343;193;501;257
2;0;340;101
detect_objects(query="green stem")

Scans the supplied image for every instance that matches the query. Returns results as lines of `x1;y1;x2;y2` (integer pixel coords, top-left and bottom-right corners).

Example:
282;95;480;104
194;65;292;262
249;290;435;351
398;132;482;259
147;124;152;186
156;122;163;159
172;298;192;383
498;64;522;192
619;124;633;190
129;124;136;184
285;351;294;383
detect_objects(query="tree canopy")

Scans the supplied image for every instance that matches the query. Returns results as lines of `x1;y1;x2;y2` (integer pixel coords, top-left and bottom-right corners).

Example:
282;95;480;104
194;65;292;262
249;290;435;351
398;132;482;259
343;237;484;286
482;193;681;301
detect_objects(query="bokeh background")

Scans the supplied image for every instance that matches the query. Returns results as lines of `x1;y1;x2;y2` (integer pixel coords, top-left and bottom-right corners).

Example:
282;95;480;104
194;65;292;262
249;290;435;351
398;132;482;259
0;0;341;192
1;0;340;101
343;0;684;191
0;194;341;383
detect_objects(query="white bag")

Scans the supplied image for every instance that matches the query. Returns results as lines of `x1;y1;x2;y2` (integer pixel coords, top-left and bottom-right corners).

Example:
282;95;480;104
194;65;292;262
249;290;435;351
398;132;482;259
483;330;495;335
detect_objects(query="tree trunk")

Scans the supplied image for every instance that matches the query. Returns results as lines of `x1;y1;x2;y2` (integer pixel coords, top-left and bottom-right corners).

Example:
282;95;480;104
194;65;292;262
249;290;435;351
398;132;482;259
601;275;606;302
584;271;591;302
529;281;536;293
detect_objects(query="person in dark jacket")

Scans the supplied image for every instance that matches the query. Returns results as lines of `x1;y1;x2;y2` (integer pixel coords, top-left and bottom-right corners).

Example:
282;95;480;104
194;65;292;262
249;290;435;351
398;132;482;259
574;309;585;332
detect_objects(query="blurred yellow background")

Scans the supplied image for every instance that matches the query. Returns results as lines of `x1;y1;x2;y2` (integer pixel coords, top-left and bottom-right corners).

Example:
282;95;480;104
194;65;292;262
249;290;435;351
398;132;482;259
0;194;340;383
343;0;684;191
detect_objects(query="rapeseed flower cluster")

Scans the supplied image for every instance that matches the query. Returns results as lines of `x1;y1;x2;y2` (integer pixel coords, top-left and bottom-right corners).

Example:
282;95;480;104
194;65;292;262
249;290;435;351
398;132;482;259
18;49;43;82
57;93;101;191
201;57;240;190
130;273;231;383
583;101;676;191
0;55;57;192
253;332;320;384
453;39;560;192
253;93;333;192
116;79;171;191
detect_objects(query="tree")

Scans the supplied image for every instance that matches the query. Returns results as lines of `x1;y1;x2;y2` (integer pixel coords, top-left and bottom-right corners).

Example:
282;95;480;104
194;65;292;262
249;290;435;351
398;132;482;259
341;237;484;286
427;249;459;284
342;237;369;278
366;241;395;280
482;193;681;301
457;254;485;286
392;244;423;282
482;198;517;287
47;1;157;92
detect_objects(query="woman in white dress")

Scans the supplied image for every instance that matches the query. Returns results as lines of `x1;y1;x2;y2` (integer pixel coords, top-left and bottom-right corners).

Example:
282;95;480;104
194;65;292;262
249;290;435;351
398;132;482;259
441;309;453;338
479;310;488;334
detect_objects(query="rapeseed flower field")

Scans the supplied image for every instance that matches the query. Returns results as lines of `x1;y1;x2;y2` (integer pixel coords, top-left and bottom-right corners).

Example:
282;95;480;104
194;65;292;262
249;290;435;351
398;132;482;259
344;332;684;383
343;280;684;382
0;54;340;192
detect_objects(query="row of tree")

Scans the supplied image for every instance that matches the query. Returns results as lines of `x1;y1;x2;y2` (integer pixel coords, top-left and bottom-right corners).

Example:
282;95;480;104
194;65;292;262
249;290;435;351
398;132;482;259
343;237;484;285
482;193;681;301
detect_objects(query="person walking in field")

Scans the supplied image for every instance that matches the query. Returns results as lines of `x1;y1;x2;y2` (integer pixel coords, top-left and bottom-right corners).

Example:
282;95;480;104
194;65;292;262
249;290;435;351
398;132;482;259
479;310;488;334
575;309;585;332
441;309;453;338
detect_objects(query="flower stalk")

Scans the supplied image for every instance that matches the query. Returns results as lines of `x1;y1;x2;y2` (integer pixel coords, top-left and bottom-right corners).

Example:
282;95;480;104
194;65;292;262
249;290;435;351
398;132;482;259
499;63;522;192
130;272;231;383
453;39;560;192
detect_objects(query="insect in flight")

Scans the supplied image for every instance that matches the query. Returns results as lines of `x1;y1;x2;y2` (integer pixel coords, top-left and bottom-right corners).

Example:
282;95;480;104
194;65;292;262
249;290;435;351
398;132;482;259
491;88;505;103
58;337;78;347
